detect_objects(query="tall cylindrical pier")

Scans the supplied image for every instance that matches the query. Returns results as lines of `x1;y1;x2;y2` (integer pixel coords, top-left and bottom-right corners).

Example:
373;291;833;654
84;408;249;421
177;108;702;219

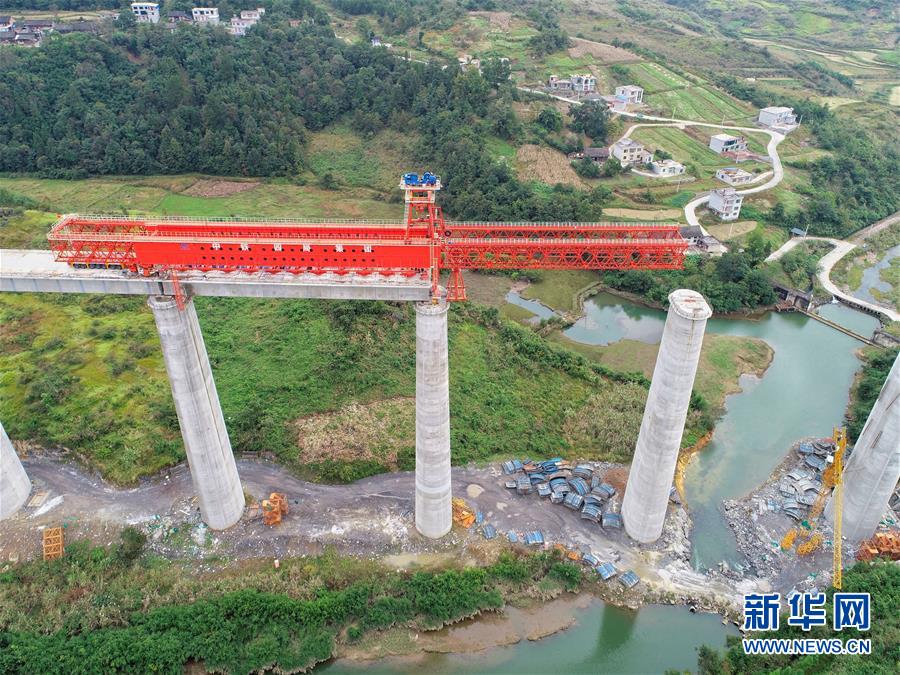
414;298;452;538
825;352;899;542
622;289;712;544
0;422;31;519
149;296;244;530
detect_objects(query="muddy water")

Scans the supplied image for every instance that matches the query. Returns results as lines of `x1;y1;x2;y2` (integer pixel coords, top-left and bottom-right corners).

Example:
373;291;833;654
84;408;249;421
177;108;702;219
321;600;736;674
508;291;878;568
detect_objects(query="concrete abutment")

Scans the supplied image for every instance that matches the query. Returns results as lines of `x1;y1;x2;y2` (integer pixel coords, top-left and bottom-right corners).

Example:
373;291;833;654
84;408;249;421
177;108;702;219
148;296;244;530
622;289;712;544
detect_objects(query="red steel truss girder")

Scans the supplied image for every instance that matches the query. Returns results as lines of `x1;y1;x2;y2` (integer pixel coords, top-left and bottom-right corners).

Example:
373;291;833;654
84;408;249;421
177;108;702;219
443;242;686;269
445;222;682;241
48;215;687;278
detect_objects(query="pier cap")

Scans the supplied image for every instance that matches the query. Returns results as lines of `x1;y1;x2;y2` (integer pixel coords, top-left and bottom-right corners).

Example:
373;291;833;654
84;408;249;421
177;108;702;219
668;289;712;321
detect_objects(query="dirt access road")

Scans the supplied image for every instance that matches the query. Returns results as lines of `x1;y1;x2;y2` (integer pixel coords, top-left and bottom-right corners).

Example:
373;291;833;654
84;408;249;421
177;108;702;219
2;453;754;608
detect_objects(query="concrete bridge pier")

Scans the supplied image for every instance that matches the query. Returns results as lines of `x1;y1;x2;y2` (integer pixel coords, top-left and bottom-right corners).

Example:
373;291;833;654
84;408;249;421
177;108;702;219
826;352;900;542
622;289;712;544
414;298;452;539
148;296;244;530
1;422;32;519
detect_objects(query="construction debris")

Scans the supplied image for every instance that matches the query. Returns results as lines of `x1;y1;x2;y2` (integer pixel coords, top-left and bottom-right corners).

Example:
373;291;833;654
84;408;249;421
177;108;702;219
451;497;476;528
262;493;288;526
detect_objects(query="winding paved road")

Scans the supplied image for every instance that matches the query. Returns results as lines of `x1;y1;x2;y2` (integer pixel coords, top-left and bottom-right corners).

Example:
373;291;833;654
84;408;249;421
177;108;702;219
764;220;900;323
519;88;787;236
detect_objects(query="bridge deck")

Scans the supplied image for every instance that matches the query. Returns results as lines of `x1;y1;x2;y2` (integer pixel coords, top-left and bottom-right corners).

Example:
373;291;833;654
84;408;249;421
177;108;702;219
0;249;431;301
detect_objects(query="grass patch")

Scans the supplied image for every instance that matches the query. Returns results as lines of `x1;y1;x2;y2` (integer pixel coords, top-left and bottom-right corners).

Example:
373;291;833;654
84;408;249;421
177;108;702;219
520;271;600;313
550;332;772;418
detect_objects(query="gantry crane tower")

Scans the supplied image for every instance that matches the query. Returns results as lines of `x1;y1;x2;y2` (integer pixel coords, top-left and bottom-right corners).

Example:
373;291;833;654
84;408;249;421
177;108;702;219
47;173;688;303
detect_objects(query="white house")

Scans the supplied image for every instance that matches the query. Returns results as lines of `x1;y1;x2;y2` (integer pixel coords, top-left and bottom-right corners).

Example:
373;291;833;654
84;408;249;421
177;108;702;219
709;133;748;154
240;8;265;20
615;85;643;104
548;74;595;93
650;159;685;176
715;167;754;186
229;16;254;35
192;8;220;25
708;187;743;221
611;138;653;166
131;2;160;23
758;106;798;131
571;74;596;93
229;7;264;35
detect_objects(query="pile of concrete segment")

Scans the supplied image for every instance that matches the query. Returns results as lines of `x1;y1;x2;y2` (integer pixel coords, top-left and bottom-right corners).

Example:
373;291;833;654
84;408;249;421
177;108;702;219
503;459;625;530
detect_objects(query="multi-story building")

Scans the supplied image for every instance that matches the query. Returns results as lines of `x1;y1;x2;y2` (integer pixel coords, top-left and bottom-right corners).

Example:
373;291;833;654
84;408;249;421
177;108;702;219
571;74;596;93
709;133;748;154
131;2;160;24
650;159;685;176
241;8;265;20
758;106;797;127
615;85;643;104
715;167;754;186
611;138;653;166
708;187;743;221
548;74;596;93
192;8;220;25
167;10;192;24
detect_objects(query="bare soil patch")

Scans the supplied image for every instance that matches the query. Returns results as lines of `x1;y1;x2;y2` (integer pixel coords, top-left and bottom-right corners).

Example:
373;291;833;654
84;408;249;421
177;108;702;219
183;179;259;198
469;11;512;30
707;220;757;241
568;37;639;63
603;207;682;220
515;144;585;188
292;397;414;468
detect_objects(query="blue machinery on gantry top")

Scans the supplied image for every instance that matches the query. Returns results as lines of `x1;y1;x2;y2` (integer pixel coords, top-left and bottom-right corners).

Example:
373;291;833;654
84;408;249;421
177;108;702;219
401;172;439;187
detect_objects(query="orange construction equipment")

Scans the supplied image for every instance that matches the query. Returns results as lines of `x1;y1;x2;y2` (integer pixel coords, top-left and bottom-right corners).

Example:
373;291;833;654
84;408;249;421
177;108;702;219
42;527;64;561
262;492;289;526
452;497;475;528
856;532;900;561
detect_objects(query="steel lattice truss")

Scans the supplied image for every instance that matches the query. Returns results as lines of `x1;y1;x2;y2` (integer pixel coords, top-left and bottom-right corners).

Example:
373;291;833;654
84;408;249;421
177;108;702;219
48;183;687;301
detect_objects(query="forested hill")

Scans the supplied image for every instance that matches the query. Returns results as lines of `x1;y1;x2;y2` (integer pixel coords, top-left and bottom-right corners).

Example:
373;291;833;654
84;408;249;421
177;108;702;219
1;7;613;221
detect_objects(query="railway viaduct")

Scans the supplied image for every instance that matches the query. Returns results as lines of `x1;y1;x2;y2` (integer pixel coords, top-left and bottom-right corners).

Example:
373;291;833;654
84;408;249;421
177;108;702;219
1;176;702;542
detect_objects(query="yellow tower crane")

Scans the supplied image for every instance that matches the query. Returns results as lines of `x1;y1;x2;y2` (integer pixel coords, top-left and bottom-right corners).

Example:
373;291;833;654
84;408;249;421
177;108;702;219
831;427;845;589
779;426;846;589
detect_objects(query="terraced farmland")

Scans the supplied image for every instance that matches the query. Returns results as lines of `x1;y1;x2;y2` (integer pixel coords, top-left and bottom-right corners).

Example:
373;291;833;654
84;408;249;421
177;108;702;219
645;86;756;123
620;62;695;93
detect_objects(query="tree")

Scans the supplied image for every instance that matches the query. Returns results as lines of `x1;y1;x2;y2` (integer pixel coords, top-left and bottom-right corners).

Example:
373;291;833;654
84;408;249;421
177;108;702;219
572;157;600;179
536;107;562;132
601;159;625;177
481;58;511;88
568;101;610;141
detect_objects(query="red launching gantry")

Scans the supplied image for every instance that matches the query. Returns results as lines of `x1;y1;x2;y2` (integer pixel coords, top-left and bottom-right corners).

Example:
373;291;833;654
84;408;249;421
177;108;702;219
48;173;687;302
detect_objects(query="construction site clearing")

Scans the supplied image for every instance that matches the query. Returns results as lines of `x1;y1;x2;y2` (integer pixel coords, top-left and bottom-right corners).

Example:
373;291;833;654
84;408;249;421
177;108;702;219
2;448;758;619
723;435;900;593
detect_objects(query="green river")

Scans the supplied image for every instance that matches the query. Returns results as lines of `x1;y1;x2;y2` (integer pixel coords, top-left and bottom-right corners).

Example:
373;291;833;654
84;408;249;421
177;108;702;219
323;290;879;673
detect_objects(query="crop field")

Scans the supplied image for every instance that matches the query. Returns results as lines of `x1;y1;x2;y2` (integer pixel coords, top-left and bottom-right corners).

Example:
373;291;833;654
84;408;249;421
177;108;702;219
629;126;769;169
619;62;695;94
645;86;756;124
0;177;402;221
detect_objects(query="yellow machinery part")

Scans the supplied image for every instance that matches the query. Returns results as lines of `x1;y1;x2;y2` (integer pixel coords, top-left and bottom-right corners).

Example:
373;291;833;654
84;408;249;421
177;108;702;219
780;529;798;551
